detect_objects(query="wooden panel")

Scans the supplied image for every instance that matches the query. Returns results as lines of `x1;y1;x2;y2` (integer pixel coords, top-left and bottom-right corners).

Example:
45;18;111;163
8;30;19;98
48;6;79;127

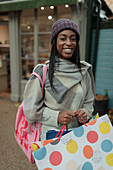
91;29;113;109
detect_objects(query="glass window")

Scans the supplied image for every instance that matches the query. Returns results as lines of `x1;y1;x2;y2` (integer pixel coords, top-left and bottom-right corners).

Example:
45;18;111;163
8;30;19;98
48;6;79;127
0;15;10;89
37;6;54;64
37;5;72;65
57;5;72;19
20;9;34;80
20;5;73;79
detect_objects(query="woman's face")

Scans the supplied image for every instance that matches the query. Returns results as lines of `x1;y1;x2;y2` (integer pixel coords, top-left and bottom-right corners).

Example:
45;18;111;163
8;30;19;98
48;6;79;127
56;29;77;60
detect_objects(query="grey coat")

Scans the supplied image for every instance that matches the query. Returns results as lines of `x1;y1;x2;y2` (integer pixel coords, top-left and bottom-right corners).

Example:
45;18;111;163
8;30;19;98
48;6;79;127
23;58;95;140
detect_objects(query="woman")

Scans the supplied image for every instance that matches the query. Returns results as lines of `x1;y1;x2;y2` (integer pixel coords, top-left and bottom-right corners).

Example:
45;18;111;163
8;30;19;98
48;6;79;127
23;18;95;140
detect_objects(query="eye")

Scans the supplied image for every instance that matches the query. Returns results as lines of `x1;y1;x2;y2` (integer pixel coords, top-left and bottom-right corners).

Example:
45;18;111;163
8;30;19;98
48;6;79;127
71;37;76;41
60;37;66;41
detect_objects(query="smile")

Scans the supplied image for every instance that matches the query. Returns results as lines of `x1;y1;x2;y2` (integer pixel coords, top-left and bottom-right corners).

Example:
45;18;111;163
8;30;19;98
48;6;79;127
63;48;73;53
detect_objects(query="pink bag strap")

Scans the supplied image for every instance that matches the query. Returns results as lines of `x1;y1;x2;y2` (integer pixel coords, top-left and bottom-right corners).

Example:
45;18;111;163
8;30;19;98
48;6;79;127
31;64;47;95
42;64;47;90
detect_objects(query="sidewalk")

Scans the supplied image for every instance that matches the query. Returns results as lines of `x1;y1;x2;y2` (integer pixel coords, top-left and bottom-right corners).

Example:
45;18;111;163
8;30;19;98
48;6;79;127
0;93;37;170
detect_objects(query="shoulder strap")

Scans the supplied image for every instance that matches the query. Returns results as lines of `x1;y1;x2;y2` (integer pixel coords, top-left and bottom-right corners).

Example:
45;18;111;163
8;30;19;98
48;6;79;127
42;64;47;90
31;64;47;95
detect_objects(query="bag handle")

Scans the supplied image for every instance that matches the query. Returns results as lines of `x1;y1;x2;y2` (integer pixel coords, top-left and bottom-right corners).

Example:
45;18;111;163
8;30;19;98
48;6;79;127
55;121;87;143
55;124;66;143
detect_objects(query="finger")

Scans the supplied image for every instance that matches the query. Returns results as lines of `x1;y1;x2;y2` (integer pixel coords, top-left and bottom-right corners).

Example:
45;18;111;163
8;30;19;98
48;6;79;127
65;113;75;120
80;115;87;120
78;114;86;120
66;116;74;122
67;111;76;117
74;110;82;117
74;110;79;115
63;120;71;125
78;112;87;121
81;116;87;120
65;115;75;123
78;110;85;117
78;117;87;123
70;116;74;120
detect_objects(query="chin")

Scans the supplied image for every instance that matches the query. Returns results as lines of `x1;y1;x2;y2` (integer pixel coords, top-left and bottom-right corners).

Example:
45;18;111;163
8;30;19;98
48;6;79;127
59;56;72;60
58;53;73;60
64;55;73;59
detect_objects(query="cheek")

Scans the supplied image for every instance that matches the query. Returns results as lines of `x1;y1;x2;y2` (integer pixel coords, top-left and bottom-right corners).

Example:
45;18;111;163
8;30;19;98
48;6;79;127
73;43;77;51
56;41;63;52
73;42;77;48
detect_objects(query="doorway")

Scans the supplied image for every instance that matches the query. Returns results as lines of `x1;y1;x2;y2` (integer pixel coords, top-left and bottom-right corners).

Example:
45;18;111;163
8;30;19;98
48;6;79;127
0;14;10;97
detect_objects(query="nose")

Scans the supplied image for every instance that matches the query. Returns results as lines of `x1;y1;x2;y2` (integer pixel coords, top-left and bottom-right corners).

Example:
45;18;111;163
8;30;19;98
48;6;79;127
66;38;71;45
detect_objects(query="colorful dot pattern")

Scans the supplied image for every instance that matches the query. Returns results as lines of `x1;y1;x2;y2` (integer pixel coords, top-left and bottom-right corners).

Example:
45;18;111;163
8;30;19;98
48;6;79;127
87;131;98;143
33;115;113;169
49;151;62;166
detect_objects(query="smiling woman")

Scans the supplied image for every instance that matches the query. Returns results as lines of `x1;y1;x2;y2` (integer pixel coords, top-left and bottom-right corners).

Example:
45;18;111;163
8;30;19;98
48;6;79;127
23;18;95;141
56;30;76;60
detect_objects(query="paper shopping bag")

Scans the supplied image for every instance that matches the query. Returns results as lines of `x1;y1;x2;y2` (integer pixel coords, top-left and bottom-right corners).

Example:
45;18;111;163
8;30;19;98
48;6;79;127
32;114;113;170
31;113;100;152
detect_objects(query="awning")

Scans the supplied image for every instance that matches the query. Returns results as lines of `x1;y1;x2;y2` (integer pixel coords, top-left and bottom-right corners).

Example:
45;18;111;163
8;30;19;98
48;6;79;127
0;0;77;13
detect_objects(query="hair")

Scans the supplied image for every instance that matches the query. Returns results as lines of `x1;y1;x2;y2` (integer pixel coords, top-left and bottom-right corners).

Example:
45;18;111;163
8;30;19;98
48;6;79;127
48;36;82;89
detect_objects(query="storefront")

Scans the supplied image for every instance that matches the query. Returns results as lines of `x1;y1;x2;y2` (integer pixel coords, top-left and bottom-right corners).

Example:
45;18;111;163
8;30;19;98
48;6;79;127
0;0;89;102
0;14;10;92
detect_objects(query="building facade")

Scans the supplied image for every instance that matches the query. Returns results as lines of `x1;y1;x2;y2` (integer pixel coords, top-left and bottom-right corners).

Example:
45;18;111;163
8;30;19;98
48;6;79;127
0;0;88;102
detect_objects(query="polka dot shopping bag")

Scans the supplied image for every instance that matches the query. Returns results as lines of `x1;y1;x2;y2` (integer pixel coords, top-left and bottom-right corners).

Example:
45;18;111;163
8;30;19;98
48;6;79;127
32;114;113;170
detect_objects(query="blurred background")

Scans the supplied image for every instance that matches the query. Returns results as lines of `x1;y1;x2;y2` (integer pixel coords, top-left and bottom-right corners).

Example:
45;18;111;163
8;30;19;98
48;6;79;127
0;0;113;111
0;0;113;124
0;0;113;169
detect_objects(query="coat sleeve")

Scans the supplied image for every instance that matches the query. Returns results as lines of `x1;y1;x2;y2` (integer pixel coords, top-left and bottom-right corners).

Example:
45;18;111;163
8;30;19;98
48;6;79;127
23;65;45;124
23;75;60;127
38;107;60;127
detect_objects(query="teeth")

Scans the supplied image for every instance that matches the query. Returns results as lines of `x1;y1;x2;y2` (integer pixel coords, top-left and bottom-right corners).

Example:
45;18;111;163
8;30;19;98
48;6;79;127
64;49;72;52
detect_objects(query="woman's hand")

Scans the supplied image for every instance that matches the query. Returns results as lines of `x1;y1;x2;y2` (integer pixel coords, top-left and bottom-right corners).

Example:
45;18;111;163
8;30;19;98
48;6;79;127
58;110;75;125
74;109;87;123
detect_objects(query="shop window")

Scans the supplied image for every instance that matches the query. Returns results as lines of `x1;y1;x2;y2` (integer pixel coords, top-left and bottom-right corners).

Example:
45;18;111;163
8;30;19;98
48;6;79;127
0;15;10;91
37;7;54;64
57;5;72;19
37;5;72;65
20;9;34;80
20;5;73;80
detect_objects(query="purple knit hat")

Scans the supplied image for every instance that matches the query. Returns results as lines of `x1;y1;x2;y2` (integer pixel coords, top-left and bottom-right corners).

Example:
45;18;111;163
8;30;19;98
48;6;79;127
51;18;80;44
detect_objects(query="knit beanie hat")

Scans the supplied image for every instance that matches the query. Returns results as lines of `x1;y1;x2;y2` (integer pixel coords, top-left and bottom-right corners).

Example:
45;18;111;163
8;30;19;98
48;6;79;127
51;18;80;44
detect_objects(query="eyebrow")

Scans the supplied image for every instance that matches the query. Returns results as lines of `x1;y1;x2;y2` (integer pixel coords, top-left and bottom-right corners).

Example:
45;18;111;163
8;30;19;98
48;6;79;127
59;34;76;37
